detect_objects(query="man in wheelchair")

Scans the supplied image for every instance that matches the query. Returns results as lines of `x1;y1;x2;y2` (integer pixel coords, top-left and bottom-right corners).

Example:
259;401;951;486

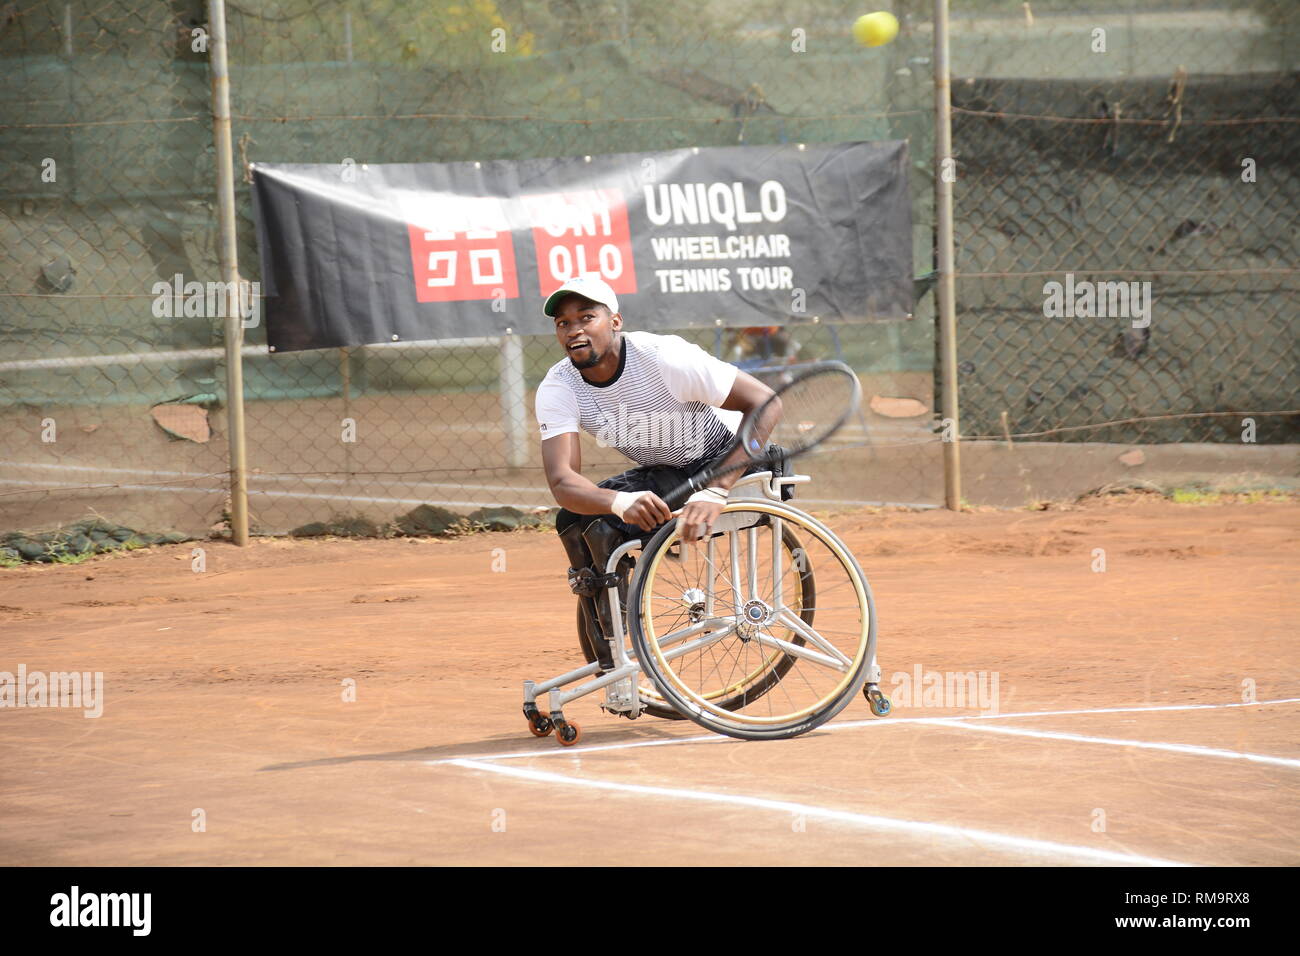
535;274;791;672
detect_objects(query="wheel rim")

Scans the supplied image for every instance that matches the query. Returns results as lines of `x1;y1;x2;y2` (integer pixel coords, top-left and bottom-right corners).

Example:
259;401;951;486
646;523;814;710
637;502;871;727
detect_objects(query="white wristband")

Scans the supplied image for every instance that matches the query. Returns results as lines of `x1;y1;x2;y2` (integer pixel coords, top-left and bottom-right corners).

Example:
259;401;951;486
610;490;647;520
686;486;728;507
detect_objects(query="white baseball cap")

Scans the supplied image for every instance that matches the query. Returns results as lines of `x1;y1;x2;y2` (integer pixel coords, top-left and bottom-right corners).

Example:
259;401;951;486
543;273;619;317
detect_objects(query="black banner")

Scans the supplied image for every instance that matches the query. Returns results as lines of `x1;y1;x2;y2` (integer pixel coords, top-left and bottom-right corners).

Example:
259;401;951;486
250;141;913;352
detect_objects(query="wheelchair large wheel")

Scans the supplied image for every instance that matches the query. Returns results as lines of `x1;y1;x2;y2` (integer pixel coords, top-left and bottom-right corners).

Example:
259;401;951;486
577;524;817;720
628;500;875;741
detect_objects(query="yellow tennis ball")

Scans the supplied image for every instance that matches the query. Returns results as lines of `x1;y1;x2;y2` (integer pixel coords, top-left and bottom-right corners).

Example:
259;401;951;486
852;11;899;48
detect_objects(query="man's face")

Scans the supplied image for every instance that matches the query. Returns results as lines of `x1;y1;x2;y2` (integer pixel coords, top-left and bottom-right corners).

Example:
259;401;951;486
553;294;621;370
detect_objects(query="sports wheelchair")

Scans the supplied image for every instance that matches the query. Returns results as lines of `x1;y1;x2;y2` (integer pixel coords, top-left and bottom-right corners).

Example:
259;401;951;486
522;468;891;745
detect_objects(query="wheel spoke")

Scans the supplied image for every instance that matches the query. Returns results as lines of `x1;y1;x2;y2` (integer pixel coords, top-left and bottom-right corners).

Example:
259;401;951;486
660;622;739;663
749;630;848;672
774;608;854;667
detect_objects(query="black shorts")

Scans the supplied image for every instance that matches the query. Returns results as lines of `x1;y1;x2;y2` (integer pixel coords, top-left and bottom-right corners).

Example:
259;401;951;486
554;442;793;539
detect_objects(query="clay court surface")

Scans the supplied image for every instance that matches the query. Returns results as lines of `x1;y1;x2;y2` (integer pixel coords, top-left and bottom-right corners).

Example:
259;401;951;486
1;495;1296;866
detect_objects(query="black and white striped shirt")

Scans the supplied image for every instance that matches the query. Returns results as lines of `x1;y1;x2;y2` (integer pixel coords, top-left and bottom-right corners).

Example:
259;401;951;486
535;331;742;467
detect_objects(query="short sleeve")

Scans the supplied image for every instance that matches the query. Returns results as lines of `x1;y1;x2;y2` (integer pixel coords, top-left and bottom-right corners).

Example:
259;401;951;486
654;334;739;407
534;375;580;440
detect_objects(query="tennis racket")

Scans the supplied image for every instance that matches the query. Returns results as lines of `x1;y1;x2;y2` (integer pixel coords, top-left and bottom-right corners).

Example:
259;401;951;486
663;360;863;511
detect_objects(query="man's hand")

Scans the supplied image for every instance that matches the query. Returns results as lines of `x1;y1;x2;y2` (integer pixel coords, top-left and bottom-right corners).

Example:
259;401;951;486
677;498;726;542
619;492;674;532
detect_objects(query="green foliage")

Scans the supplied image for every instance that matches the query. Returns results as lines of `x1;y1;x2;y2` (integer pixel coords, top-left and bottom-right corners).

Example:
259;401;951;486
229;0;534;66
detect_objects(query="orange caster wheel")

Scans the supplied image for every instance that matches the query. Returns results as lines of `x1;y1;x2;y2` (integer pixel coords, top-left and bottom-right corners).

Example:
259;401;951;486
523;703;553;737
556;721;582;746
528;714;553;737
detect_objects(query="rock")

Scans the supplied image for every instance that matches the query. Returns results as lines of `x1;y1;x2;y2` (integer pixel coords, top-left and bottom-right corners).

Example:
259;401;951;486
331;517;379;537
395;504;461;536
150;403;211;443
42;254;76;292
65;534;94;555
869;395;929;418
1118;449;1146;467
13;539;47;560
75;518;118;535
0;521;189;563
466;506;526;531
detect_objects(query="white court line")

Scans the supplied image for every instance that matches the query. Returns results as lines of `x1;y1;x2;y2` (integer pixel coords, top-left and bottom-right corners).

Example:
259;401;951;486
828;697;1300;731
909;719;1300;769
430;735;735;764
431;697;1300;764
446;758;1189;867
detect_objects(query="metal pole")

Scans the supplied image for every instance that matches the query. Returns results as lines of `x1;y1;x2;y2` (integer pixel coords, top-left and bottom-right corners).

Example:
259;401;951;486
499;334;528;468
340;347;354;477
933;0;962;510
208;0;250;544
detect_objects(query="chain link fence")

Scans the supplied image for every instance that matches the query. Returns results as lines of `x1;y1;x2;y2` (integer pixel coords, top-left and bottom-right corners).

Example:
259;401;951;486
944;0;1298;504
222;0;940;535
1;0;234;543
2;0;1296;548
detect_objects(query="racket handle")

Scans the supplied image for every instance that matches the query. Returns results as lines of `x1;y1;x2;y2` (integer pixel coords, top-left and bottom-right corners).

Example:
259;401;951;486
662;475;699;513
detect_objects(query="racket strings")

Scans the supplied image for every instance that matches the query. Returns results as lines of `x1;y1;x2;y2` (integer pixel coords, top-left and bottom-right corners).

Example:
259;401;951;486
761;371;859;455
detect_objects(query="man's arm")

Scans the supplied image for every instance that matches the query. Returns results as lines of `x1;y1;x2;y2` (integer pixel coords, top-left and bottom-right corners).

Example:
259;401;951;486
676;370;777;541
541;433;673;531
711;371;778;493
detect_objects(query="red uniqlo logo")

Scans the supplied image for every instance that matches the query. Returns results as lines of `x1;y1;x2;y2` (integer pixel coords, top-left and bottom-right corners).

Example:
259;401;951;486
523;189;637;298
405;196;519;303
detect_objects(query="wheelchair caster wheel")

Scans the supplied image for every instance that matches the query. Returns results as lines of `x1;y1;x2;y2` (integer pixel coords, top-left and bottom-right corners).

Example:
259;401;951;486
864;684;892;718
556;722;582;746
523;702;553;737
527;714;553;737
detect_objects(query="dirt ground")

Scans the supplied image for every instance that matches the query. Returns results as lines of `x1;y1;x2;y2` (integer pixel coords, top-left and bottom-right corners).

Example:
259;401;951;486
1;494;1296;866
